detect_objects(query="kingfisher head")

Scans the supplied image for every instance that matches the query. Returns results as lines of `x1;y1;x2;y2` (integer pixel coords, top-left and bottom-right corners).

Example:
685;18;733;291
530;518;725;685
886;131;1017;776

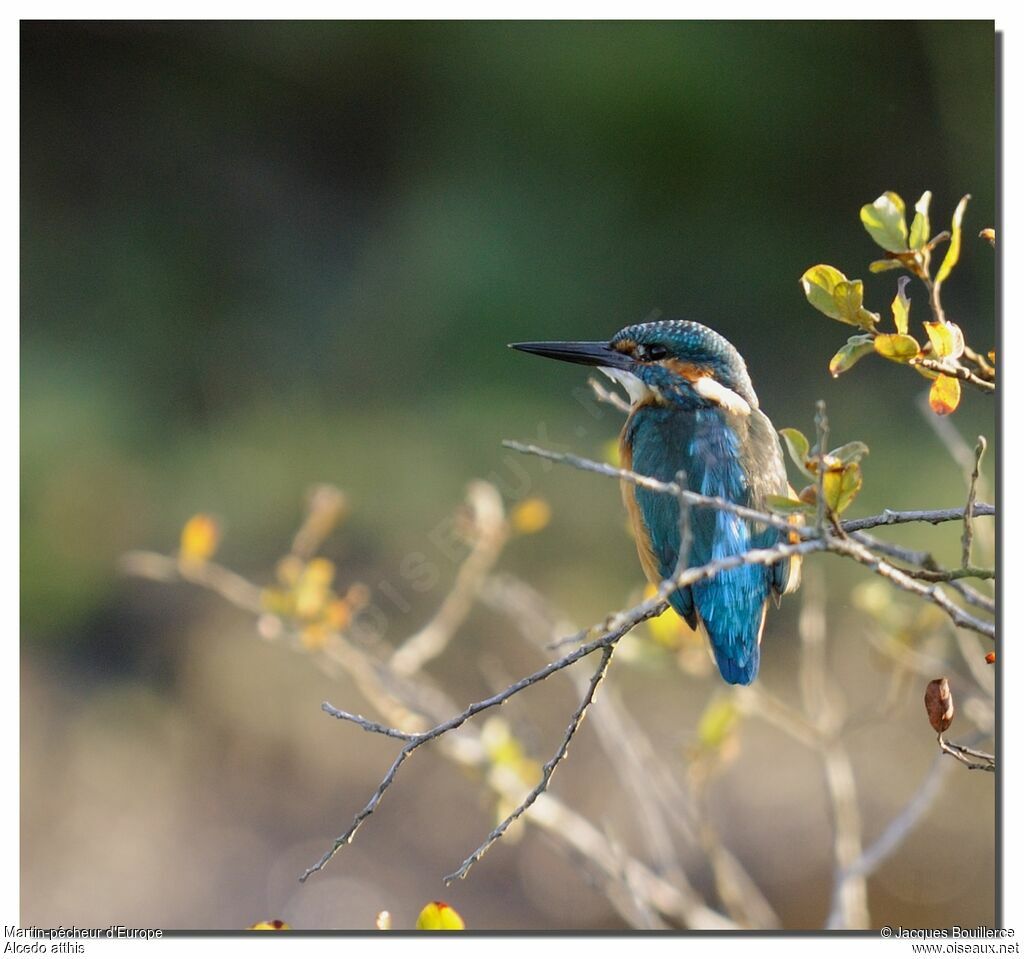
511;320;758;415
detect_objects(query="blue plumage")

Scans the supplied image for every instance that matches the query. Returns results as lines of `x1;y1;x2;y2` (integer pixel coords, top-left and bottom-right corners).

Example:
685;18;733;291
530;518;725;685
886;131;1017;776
511;319;800;685
626;404;780;684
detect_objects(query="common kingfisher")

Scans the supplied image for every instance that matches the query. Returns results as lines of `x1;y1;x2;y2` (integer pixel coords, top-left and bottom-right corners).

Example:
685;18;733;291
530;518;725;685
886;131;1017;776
511;320;801;685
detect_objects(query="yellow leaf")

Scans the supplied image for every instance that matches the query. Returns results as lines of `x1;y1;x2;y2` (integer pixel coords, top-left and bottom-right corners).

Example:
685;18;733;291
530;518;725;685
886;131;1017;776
511;497;551;535
294;558;336;620
822;463;862;515
416;901;466;930
860;191;909;252
873;333;921;362
799;264;848;318
929;374;961;416
248;920;290;930
923;320;963;359
979;227;995;247
603;438;622;467
179;514;221;566
869;258;903;273
765;494;806;515
832;279;863;323
891;276;911;334
828;335;875;377
909;190;932;250
935;195;970;288
778;427;814;478
642;585;692;648
697;697;739;750
324;598;353;630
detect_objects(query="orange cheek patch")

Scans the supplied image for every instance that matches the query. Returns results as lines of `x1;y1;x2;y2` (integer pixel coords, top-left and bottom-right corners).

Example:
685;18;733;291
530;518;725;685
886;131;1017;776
663;359;713;381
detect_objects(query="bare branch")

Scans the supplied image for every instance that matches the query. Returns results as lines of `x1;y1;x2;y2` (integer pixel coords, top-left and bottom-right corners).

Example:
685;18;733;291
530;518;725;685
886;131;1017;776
827;754;952;927
839;505;994;533
587;375;632;413
389;481;508;677
320;703;419;741
503;440;993;539
828;537;994;639
299;608;658;883
912;356;995;393
814;399;828;534
938;735;995;772
444;643;617;883
961;437;986;569
503;439;994;639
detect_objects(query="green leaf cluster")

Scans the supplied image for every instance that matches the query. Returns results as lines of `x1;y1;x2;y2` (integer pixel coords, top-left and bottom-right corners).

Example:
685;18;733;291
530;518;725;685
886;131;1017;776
773;427;868;517
798;190;978;414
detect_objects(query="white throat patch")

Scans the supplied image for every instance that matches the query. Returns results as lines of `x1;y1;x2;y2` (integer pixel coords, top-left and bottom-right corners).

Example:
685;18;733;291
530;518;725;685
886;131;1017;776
599;367;656;406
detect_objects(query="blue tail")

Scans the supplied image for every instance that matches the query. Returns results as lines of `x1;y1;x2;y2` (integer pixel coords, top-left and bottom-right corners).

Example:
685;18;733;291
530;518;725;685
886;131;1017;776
687;573;767;685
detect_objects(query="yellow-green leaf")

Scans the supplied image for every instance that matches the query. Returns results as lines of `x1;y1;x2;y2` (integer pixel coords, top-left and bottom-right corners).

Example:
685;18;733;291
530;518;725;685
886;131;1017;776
799;264;848;318
861;191;909;253
929;374;961;416
829;335;875;377
874;333;921;362
832;279;870;327
511;497;551;535
829;441;869;465
779;428;814;479
823;463;862;515
869;257;903;273
923;320;964;360
935;194;970;288
908;190;932;250
891;276;911;334
416;902;466;931
766;494;806;514
697;697;739;750
180;513;221;567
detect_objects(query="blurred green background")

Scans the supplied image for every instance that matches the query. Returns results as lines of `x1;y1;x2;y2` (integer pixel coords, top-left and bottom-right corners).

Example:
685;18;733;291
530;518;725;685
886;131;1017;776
21;21;995;931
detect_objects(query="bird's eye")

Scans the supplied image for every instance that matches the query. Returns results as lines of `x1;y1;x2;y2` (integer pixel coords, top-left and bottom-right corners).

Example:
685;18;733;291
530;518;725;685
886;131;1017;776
636;344;668;362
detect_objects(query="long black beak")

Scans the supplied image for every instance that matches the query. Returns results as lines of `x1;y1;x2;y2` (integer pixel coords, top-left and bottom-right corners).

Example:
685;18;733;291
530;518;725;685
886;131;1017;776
509;340;632;370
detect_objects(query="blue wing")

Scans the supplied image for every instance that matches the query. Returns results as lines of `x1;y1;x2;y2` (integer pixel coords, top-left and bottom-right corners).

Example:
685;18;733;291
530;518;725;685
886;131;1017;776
624;405;786;684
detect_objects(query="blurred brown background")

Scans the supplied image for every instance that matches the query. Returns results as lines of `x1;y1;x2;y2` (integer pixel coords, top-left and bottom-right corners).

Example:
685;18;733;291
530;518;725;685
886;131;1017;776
21;21;996;930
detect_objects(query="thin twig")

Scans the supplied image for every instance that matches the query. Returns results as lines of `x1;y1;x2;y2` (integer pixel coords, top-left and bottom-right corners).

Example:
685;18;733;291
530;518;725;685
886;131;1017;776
389;482;509;677
444;644;617;883
299;611;657;882
887;564;994;583
588;375;632;413
828;537;994;639
912;356;995;392
826;754;952;927
504;440;994;639
961;437;986;569
502;441;993;539
849;531;994;614
839;506;994;533
320;704;418;741
814;400;828;535
122;491;741;928
962;345;995;379
938;736;995;772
